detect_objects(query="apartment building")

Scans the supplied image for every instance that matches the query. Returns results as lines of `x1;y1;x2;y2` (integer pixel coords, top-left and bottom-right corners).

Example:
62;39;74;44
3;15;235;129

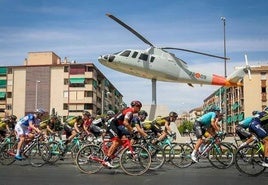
0;51;123;119
203;65;268;134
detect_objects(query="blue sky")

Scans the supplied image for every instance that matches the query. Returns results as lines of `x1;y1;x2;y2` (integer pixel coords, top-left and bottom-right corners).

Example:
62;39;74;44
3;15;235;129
1;0;268;113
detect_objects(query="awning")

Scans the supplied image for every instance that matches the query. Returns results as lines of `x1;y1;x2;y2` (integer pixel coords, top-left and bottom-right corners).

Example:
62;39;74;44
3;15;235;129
0;67;7;75
0;92;6;98
0;80;7;88
69;78;85;84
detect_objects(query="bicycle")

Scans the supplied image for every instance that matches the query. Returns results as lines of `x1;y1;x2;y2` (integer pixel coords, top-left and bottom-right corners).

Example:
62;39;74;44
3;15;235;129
234;137;266;176
135;134;166;170
0;133;51;167
47;132;86;164
170;132;234;169
75;134;151;176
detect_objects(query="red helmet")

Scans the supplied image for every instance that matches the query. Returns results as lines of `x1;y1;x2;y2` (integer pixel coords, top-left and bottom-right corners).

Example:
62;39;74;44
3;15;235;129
130;100;142;107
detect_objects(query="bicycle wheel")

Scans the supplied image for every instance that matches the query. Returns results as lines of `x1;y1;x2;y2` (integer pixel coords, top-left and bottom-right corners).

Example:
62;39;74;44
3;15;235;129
162;142;177;161
47;141;62;164
28;143;51;167
75;144;104;174
235;145;266;176
208;143;234;169
147;144;165;170
169;143;193;168
120;144;151;176
0;142;16;165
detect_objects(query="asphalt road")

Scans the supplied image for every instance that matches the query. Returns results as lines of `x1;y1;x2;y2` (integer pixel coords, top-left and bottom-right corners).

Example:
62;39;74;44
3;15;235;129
0;158;267;185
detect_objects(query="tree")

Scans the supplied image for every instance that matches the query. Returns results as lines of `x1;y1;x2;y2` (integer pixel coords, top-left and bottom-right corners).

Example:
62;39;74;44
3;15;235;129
178;120;194;134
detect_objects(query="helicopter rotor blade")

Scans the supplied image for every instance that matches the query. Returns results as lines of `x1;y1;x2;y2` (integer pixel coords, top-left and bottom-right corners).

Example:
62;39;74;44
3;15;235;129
106;13;154;47
162;47;230;60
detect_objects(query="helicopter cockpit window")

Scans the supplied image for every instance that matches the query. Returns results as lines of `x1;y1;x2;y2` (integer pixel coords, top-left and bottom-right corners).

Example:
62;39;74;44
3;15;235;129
150;56;155;63
132;51;138;58
139;53;148;61
120;50;131;57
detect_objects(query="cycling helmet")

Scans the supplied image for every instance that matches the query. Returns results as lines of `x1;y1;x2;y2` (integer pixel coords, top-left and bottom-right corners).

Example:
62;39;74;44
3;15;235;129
213;106;221;112
130;100;142;107
138;110;148;117
36;108;45;115
107;110;115;116
169;111;178;118
82;110;91;117
10;115;17;121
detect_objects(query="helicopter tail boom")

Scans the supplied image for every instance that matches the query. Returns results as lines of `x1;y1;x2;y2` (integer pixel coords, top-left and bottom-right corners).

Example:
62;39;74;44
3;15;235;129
211;67;249;87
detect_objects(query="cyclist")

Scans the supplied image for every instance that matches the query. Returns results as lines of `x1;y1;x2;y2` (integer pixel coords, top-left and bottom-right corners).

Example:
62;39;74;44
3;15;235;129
246;110;268;167
191;106;223;163
103;100;142;168
235;111;259;147
14;108;45;160
40;115;58;136
63;115;83;145
150;111;178;143
81;111;93;136
130;110;149;138
104;110;116;128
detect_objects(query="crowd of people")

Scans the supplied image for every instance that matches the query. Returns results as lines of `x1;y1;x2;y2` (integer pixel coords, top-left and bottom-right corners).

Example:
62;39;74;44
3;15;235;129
1;100;268;168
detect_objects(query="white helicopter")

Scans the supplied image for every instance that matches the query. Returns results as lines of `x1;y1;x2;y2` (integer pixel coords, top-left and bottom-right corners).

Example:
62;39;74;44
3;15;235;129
98;14;250;104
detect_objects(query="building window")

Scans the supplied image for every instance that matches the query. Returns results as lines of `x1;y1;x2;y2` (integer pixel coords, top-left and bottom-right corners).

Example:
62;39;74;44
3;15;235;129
7;92;12;98
64;79;69;85
85;91;93;97
262;87;266;93
64;66;69;72
84;103;93;110
6;104;12;110
63;103;68;110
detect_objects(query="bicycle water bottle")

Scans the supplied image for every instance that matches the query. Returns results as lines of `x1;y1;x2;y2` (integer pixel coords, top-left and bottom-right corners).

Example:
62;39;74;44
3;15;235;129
199;143;206;153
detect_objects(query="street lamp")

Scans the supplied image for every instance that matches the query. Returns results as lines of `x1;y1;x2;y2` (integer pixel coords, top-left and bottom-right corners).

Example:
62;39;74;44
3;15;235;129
35;80;40;110
221;16;227;77
101;90;110;115
221;17;227;130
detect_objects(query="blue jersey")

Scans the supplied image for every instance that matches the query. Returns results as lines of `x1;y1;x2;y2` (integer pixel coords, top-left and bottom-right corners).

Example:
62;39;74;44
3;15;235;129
18;114;36;127
238;117;253;128
197;112;217;126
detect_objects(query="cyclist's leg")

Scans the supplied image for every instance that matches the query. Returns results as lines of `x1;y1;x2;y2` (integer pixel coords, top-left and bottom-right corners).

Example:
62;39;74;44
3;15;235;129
14;124;27;159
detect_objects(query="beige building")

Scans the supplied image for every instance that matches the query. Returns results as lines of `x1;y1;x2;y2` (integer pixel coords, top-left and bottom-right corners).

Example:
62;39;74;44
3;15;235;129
203;65;268;134
0;51;123;119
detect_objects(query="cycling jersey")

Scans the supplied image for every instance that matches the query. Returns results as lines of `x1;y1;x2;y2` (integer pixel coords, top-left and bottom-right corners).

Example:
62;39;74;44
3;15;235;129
238;117;253;128
152;116;169;126
17;114;36;127
0;121;7;130
113;107;134;126
196;112;217;127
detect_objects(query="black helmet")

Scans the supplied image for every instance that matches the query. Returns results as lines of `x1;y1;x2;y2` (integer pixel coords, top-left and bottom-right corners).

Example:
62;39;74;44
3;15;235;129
130;100;142;107
82;111;91;117
10;115;17;121
169;111;178;118
138;110;148;117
